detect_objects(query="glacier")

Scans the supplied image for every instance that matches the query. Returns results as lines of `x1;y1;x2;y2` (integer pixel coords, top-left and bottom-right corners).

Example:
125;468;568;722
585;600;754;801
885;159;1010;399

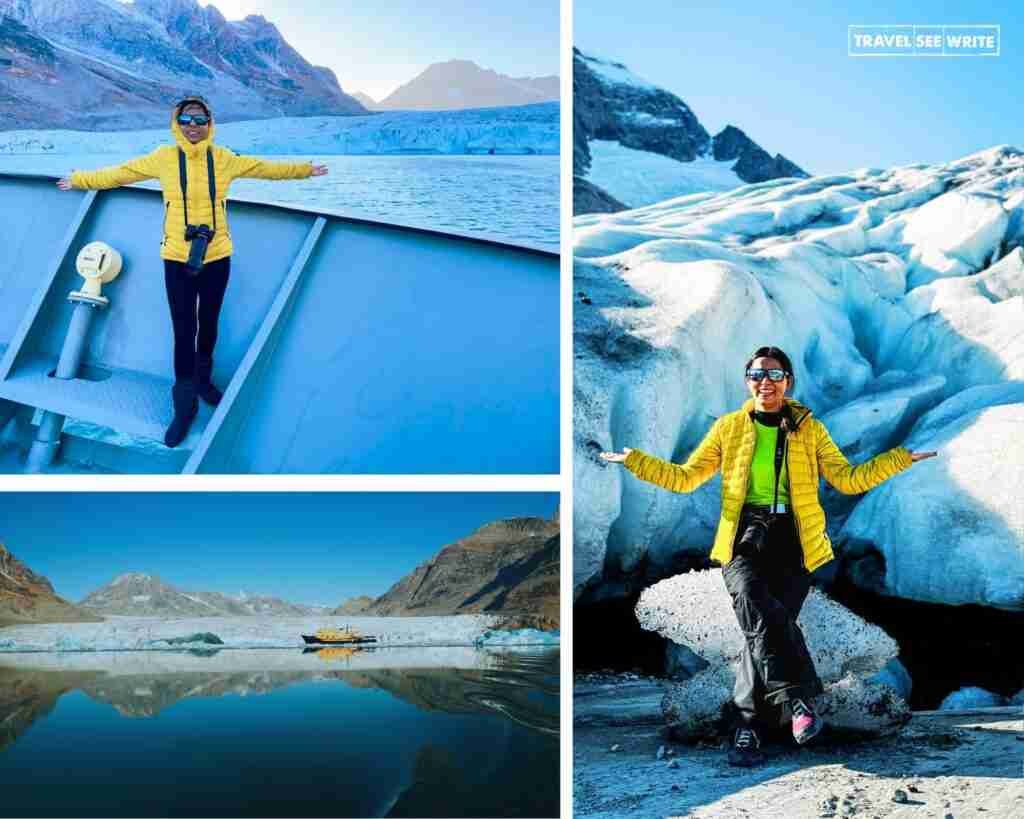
586;140;744;210
0;614;559;653
0;103;559;156
0;645;537;674
574;145;1024;611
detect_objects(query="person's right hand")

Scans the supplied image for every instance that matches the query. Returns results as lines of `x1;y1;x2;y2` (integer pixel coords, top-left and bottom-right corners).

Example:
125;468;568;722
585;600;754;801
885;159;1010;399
600;447;632;463
57;177;73;190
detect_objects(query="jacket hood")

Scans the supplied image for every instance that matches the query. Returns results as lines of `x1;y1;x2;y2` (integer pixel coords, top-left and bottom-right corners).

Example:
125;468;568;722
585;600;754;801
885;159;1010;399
171;103;216;156
742;397;813;430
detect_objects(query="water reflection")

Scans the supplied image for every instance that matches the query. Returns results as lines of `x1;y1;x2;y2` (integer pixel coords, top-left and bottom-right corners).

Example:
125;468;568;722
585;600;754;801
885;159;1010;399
0;647;557;741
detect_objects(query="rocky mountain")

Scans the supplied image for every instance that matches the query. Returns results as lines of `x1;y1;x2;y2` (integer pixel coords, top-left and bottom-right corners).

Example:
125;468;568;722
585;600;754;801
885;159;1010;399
573;48;808;214
0;544;98;626
350;91;377;110
0;0;366;130
331;595;374;615
375;59;558;111
79;572;326;617
365;516;560;625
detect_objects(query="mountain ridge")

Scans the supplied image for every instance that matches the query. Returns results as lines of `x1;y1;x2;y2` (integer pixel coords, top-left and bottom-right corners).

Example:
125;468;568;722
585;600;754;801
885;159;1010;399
79;572;328;617
0;544;100;626
573;48;808;214
0;0;366;129
375;59;558;111
354;515;559;627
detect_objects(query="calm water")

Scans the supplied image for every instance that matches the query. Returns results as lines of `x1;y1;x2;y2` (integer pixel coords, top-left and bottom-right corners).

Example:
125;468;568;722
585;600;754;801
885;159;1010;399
0;154;559;251
0;647;559;818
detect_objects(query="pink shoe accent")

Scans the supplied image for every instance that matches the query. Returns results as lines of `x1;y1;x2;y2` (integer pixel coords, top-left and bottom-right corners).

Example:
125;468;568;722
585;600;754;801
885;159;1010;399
791;699;822;744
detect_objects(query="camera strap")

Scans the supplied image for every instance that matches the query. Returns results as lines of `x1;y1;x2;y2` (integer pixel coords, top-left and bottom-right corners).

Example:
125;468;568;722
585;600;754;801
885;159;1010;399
771;424;788;516
178;147;217;234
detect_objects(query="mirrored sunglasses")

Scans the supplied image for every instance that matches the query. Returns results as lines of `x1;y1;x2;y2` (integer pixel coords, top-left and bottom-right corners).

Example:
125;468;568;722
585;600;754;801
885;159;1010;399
177;114;210;126
746;368;788;382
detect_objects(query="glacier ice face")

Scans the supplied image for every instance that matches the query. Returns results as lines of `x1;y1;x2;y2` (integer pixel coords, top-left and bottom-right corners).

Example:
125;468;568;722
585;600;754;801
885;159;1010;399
903;191;1010;288
842;402;1024;610
0;104;559;157
574;146;1024;609
475;629;560;646
938;686;1007;710
0;614;503;653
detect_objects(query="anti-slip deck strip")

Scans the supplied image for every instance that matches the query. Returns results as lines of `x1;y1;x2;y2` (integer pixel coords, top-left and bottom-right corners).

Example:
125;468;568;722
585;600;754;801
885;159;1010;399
0;190;97;381
183;216;327;474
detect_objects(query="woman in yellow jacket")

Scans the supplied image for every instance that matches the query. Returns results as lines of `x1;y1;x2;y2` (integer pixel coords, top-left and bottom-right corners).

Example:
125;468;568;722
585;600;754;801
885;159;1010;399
58;96;328;447
601;346;936;767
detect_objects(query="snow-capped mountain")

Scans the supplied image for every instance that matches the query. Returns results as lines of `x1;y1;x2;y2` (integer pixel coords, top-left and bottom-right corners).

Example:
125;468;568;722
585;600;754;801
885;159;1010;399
0;0;366;130
575;145;1024;613
573;48;807;214
0;102;559;155
80;572;328;617
375;59;559;111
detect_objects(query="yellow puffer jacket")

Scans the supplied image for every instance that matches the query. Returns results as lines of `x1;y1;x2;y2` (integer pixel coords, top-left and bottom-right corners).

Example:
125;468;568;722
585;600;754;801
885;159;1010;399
71;111;313;263
623;398;913;571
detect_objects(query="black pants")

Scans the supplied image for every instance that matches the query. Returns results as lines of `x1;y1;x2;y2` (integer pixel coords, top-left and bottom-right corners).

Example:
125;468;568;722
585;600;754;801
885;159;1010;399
722;511;824;729
164;257;230;383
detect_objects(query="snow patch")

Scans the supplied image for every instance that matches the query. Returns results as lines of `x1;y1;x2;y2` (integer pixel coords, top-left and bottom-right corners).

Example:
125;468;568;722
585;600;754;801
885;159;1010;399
586;140;743;209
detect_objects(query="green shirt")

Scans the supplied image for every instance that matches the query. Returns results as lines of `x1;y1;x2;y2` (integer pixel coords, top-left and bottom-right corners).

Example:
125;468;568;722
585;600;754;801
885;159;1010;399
745;420;790;506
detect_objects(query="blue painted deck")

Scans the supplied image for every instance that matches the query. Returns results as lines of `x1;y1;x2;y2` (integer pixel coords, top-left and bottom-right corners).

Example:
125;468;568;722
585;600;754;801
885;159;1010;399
0;173;559;474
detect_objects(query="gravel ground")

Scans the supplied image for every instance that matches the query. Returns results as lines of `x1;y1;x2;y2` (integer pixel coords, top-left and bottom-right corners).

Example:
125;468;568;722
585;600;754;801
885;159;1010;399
574;673;1024;818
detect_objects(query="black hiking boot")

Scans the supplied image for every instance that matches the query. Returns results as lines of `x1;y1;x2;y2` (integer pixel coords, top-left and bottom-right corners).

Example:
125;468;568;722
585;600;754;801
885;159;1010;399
727;726;764;767
164;380;198;448
198;381;222;406
196;356;223;406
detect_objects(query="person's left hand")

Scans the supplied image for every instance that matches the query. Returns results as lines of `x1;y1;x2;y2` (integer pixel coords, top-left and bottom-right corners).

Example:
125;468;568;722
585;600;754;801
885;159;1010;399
311;164;328;176
909;451;938;462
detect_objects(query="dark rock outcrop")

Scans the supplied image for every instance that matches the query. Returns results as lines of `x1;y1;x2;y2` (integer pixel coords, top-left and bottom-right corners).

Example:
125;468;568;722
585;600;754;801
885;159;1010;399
0;544;99;626
365;516;560;626
573;49;709;168
574;176;627;215
573;47;809;214
712;124;807;184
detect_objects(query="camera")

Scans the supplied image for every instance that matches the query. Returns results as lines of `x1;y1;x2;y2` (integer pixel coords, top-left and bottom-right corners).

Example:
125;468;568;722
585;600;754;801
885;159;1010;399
737;508;772;554
184;224;215;276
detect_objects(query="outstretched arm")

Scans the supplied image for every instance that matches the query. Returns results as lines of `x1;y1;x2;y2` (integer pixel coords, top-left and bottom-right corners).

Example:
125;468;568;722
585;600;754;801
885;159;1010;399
227;154;326;180
64;149;163;190
602;419;723;494
815;421;934;494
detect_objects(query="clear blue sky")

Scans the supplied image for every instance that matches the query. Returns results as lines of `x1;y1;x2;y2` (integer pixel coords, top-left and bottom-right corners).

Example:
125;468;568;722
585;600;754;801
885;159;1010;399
1;493;558;606
576;0;1023;173
199;0;560;100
